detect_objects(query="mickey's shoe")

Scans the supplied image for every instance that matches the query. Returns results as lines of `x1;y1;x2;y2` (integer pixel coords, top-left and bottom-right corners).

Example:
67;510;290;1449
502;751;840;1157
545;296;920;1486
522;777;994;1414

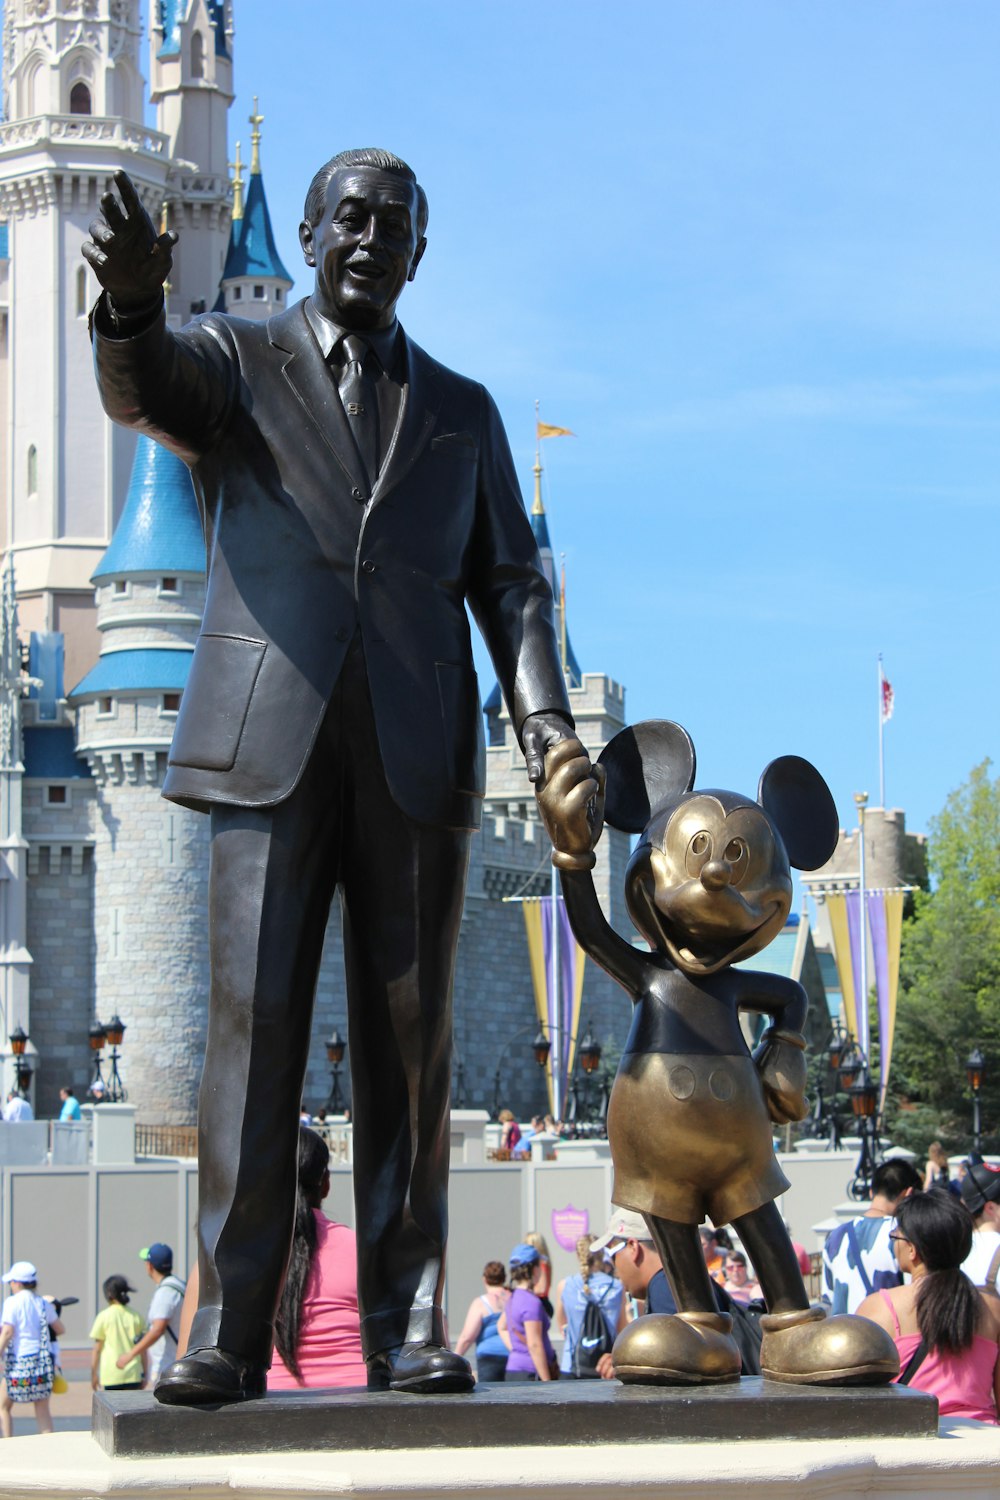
612;1311;741;1385
760;1305;900;1385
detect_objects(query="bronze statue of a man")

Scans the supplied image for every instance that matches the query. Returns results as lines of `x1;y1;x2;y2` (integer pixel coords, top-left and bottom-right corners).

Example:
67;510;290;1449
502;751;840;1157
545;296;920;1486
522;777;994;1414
84;149;583;1402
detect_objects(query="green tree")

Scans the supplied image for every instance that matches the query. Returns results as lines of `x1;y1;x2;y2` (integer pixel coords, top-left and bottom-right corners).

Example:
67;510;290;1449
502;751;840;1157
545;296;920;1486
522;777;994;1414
885;761;1000;1156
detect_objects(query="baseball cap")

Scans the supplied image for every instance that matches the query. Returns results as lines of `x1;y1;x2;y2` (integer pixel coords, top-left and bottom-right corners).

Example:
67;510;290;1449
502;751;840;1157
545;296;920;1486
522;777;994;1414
2;1260;37;1283
961;1162;1000;1216
139;1243;173;1273
509;1242;540;1268
591;1208;653;1254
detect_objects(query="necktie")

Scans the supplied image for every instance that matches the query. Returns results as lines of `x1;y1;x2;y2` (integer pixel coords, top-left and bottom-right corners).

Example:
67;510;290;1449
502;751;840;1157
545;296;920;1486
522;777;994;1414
338;334;379;489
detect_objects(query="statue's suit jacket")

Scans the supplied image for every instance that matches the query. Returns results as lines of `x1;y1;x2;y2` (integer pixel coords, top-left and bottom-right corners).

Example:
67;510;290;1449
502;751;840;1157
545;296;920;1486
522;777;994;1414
92;297;572;824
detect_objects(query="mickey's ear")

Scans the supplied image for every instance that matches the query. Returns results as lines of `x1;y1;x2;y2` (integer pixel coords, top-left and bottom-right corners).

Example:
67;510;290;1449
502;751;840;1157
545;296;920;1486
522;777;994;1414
758;756;839;870
597;721;696;834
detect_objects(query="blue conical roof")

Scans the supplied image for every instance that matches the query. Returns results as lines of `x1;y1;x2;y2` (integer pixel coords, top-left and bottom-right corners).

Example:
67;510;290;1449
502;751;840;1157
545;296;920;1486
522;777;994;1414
93;435;204;581
157;0;229;58
223;172;292;283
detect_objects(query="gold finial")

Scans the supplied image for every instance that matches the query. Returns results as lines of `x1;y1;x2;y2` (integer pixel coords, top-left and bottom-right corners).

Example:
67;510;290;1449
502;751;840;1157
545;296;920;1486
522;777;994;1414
229;140;245;221
249;95;263;175
160;201;172;298
532;398;544;515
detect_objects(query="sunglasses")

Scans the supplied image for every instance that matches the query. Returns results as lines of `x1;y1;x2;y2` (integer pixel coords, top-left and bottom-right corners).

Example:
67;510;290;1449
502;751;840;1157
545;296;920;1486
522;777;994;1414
888;1232;911;1245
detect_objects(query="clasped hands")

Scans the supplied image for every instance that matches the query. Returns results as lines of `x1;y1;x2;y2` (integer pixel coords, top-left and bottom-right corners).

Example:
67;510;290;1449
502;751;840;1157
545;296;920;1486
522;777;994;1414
524;725;605;871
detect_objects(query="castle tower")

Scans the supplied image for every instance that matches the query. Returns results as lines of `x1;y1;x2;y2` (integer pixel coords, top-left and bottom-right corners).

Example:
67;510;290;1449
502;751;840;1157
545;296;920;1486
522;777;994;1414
69;435;209;1123
0;0;173;692
218;100;292;319
149;0;234;321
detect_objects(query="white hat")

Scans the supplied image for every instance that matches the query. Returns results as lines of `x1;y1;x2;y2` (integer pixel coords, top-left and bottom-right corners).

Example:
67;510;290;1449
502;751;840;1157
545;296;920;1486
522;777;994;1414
2;1260;37;1283
591;1208;653;1253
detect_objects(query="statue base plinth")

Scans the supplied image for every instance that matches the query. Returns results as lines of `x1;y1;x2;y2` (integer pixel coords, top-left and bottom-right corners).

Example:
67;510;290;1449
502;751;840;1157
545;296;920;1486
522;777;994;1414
93;1378;935;1459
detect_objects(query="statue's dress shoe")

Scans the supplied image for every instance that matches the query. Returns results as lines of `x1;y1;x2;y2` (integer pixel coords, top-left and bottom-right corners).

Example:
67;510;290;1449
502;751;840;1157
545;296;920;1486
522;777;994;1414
366;1341;475;1394
154;1346;267;1405
612;1311;741;1385
760;1305;900;1385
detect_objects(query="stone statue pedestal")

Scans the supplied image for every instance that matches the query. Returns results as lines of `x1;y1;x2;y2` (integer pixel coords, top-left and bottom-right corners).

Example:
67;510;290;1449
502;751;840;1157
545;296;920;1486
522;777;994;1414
91;1379;935;1459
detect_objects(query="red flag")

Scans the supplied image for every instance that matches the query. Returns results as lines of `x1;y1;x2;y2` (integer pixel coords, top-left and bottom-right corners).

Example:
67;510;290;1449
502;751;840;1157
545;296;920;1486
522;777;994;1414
881;673;894;723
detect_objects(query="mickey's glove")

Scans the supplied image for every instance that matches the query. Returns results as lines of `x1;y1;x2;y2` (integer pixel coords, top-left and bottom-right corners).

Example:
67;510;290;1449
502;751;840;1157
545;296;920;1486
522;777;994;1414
752;1028;808;1124
535;737;606;871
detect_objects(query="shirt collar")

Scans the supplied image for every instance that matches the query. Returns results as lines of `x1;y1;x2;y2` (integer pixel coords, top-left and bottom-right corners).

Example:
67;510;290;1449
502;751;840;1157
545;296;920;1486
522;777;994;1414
304;297;400;372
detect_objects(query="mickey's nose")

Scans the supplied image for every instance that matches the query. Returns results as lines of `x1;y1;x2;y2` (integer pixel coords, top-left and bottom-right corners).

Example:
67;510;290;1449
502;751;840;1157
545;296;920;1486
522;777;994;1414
700;859;732;891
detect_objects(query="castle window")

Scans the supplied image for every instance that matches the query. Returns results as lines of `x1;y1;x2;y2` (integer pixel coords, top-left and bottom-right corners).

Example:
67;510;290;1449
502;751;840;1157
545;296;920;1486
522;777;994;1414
275;287;283;302
191;30;205;79
253;285;264;300
113;580;128;595
232;285;242;301
159;576;179;595
96;696;115;718
45;785;67;806
27;445;37;497
162;692;181;714
69;82;92;115
76;265;87;317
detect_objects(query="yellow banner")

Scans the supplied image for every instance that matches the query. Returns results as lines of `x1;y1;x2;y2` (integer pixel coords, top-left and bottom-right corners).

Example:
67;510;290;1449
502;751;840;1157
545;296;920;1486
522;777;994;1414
536;422;575;439
825;892;857;1042
881;889;904;1104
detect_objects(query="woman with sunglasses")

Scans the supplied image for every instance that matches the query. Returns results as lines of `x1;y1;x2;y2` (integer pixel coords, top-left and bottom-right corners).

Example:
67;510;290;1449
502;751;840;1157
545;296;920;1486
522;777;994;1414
857;1189;1000;1423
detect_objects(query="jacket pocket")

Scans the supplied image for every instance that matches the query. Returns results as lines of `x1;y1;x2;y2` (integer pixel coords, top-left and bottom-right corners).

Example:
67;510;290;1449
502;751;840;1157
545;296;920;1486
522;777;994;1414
168;634;266;772
436;661;485;796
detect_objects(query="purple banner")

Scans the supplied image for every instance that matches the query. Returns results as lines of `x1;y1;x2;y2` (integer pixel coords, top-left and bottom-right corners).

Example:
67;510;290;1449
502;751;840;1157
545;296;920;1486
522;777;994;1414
844;890;869;1057
540;895;579;1111
551;1205;589;1252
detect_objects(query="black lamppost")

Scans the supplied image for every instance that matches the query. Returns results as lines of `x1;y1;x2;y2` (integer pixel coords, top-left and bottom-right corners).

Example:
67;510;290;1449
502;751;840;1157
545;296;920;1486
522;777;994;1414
324;1028;347;1115
843;1051;880;1201
104;1015;127;1102
88;1021;107;1097
8;1025;31;1095
966;1048;986;1157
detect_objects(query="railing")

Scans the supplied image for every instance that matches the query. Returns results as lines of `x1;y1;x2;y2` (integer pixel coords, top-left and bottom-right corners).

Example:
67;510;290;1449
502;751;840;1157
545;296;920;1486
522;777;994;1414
0;115;169;155
135;1123;198;1159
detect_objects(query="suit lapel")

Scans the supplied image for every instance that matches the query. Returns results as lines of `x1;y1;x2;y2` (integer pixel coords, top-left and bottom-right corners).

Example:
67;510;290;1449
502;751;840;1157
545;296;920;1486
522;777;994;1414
268;303;368;493
371;333;442;507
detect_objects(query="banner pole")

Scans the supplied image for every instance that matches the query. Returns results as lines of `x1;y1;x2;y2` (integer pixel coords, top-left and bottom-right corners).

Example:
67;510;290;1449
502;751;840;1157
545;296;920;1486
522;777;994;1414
878;655;885;808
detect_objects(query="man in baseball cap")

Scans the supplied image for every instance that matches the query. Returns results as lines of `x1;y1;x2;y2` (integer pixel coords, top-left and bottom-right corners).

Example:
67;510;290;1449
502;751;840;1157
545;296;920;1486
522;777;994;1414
125;1245;186;1385
961;1162;1000;1290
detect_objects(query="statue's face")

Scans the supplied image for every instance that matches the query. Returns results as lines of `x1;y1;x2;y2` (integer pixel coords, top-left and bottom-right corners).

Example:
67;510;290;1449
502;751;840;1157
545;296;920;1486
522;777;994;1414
299;167;425;330
624;791;793;975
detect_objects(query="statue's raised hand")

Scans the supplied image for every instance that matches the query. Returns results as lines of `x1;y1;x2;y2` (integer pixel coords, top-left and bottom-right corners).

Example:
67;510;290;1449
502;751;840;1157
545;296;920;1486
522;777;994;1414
82;169;177;311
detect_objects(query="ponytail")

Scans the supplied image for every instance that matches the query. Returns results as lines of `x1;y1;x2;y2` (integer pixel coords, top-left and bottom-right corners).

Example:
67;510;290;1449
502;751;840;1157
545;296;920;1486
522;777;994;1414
274;1127;330;1380
896;1190;979;1356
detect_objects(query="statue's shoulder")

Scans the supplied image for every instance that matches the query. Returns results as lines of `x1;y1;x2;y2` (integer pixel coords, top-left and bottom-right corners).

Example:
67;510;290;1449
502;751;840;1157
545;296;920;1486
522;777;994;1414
402;333;489;403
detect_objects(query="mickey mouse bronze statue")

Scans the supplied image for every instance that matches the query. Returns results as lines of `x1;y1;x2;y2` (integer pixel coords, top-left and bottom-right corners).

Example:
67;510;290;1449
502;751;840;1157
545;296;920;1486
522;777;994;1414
537;722;899;1386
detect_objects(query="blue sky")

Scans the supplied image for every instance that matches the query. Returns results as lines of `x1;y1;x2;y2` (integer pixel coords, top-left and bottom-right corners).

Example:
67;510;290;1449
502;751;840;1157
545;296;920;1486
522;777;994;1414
146;4;1000;848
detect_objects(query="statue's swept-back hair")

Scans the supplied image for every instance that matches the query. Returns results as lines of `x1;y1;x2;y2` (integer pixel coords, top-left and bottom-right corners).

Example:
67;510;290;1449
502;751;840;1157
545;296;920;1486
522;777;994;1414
303;148;428;237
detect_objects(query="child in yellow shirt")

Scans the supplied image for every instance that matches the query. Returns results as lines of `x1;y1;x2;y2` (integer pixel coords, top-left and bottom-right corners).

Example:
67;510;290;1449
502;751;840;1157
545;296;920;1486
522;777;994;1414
90;1275;146;1390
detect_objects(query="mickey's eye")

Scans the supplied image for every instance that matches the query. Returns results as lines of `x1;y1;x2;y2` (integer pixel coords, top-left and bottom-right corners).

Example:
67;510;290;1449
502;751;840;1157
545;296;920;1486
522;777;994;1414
725;838;746;863
685;830;712;877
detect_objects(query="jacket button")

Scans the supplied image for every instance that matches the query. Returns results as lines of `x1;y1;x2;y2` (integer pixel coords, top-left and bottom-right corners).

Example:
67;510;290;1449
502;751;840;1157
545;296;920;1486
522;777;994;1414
335;626;350;643
361;559;376;574
351;487;364;502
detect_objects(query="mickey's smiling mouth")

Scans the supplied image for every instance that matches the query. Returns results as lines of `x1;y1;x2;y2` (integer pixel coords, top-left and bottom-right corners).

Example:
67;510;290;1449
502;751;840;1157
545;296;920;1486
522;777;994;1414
664;900;784;974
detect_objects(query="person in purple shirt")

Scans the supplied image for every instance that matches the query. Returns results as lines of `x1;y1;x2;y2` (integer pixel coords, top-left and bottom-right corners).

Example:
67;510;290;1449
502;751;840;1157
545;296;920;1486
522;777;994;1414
498;1244;555;1382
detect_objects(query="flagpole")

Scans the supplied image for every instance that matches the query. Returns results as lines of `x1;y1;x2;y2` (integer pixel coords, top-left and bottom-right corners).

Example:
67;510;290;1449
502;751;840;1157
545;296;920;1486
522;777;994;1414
855;792;869;1057
877;655;885;808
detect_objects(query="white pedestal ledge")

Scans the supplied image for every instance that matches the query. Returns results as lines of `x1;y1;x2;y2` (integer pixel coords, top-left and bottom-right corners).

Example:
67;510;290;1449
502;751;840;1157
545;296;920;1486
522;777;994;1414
0;1422;997;1500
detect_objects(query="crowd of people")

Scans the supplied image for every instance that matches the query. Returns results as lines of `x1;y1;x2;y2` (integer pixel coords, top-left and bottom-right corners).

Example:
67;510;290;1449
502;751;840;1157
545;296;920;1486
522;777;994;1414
2;1124;999;1430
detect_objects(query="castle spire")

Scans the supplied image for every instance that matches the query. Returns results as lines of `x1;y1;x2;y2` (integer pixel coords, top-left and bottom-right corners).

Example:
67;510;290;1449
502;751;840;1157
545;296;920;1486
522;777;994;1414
249;95;264;175
230;141;245;222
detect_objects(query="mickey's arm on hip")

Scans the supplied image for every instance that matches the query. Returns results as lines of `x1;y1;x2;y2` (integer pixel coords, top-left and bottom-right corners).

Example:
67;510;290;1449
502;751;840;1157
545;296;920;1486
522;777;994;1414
740;974;809;1125
535;738;648;996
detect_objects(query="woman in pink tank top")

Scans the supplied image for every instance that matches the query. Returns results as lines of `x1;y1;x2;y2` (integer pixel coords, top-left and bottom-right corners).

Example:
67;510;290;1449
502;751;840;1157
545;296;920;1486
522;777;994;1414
268;1127;367;1390
858;1189;1000;1423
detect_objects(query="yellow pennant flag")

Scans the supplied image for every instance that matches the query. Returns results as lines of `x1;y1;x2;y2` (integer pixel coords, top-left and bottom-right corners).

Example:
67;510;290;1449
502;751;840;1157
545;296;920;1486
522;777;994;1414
537;422;575;439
